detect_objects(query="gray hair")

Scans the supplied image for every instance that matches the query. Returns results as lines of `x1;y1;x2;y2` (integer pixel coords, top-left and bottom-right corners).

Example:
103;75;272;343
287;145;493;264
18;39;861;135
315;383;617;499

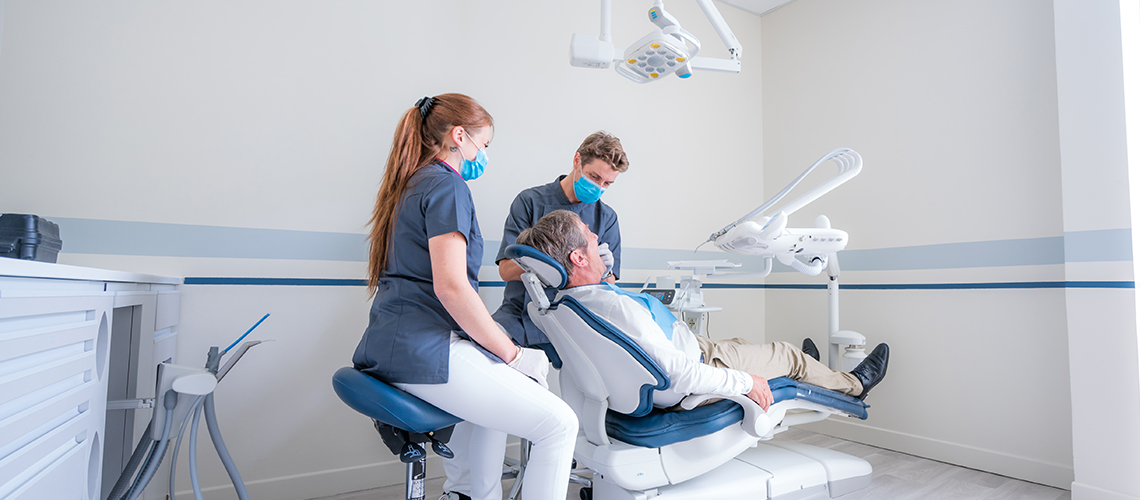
516;210;589;284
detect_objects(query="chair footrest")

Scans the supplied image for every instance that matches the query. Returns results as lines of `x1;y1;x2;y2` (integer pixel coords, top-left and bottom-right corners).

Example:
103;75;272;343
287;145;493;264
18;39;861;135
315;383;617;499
768;377;868;420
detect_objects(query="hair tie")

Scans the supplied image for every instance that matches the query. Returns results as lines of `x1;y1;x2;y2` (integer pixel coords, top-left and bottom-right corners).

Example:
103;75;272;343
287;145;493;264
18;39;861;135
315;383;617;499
414;96;435;119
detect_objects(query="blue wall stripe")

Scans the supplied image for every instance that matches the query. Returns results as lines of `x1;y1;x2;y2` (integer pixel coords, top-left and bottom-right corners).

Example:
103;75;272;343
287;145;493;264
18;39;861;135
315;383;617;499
48;217;1131;271
180;278;1134;290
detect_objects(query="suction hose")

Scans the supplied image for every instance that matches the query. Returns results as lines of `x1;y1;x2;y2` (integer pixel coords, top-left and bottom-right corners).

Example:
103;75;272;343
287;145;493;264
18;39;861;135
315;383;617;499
168;396;206;500
204;392;249;500
105;420;154;500
122;390;178;500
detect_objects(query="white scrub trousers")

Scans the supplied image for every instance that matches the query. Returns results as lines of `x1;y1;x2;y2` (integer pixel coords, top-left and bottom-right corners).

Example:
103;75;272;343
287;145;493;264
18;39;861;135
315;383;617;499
396;334;578;500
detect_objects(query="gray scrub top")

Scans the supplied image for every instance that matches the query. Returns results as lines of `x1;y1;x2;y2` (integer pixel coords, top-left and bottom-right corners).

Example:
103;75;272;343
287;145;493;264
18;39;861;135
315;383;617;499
352;161;483;384
492;175;621;355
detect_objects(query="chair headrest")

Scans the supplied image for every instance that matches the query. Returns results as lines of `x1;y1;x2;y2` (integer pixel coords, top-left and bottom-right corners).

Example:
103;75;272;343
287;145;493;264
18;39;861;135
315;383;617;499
504;244;567;289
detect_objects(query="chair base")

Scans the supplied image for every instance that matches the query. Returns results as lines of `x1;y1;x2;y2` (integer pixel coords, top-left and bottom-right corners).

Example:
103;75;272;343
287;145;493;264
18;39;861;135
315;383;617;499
586;442;871;500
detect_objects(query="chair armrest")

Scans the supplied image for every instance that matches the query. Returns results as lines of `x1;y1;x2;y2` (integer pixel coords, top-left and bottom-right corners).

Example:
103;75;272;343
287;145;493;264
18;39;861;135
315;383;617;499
679;393;772;438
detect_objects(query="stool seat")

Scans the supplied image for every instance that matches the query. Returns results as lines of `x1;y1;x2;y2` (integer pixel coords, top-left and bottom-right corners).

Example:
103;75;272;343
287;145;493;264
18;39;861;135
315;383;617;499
333;367;461;433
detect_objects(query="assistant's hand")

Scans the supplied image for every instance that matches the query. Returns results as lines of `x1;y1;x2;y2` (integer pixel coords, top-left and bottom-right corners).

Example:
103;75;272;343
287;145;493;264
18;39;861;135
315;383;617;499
746;374;773;411
598;243;614;278
508;347;550;390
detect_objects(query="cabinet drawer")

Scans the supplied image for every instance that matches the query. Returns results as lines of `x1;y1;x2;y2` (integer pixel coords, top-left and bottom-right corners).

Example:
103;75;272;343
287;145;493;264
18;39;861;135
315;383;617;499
155;291;180;331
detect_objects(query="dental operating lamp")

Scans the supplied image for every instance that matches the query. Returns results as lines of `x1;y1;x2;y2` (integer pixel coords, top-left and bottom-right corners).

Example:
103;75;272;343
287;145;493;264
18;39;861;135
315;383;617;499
570;0;742;83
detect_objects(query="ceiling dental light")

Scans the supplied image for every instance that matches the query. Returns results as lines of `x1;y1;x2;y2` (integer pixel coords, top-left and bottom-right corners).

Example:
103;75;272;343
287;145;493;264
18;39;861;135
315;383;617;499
570;0;742;83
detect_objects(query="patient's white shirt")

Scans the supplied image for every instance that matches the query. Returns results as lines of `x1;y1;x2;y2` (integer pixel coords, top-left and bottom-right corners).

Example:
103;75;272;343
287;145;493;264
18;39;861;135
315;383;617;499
558;284;754;408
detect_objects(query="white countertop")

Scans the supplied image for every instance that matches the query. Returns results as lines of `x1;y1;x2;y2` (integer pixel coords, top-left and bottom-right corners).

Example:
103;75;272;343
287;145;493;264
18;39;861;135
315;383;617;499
0;257;182;284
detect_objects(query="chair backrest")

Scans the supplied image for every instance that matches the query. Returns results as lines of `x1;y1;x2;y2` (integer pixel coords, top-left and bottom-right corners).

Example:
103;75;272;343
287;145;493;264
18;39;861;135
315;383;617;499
532;297;668;417
505;244;669;418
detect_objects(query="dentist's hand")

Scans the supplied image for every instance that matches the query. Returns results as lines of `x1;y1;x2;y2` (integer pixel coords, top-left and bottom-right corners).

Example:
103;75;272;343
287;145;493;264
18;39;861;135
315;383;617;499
598;243;614;278
508;346;550;390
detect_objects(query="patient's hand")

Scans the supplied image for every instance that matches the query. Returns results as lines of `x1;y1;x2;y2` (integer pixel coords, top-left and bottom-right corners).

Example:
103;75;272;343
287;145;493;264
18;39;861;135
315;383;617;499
746;374;773;411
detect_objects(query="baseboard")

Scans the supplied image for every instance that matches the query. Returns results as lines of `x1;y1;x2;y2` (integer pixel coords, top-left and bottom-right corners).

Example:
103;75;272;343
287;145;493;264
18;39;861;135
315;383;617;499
1072;482;1140;500
175;440;524;500
175;456;446;500
801;419;1074;489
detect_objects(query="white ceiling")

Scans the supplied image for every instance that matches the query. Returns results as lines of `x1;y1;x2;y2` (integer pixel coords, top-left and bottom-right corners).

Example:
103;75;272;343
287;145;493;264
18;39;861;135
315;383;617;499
718;0;798;17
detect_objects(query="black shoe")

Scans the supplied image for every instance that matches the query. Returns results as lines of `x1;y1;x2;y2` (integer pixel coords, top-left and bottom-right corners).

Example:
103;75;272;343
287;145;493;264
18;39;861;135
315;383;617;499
850;343;889;400
802;338;820;362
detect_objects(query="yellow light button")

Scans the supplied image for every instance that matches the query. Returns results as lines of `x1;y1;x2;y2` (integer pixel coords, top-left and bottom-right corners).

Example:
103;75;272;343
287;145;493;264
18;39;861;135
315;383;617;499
676;57;686;62
628;59;637;64
650;72;659;78
650;43;660;49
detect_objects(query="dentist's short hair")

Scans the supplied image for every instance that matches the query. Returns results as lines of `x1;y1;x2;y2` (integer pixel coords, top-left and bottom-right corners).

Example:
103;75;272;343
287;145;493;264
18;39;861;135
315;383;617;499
577;131;629;172
517;210;589;282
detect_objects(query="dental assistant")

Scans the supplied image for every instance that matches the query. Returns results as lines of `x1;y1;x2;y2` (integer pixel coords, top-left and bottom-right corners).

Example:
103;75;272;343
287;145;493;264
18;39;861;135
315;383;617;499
351;94;578;500
439;132;629;500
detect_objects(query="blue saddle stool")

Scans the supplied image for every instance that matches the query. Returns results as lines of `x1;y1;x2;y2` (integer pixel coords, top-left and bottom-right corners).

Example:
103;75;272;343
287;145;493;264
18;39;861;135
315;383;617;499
332;367;462;500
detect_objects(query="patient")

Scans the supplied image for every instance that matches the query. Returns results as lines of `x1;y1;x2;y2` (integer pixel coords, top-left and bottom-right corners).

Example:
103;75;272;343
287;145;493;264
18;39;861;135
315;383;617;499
516;210;889;411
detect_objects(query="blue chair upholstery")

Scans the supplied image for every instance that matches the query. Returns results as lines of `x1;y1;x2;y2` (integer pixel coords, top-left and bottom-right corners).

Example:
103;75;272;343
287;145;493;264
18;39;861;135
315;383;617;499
769;376;868;420
332;367;461;434
604;399;745;448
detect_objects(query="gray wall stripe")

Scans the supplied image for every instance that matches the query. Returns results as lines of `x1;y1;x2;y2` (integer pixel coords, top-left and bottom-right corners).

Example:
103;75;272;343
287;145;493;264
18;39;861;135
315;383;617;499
52;217;368;261
1063;228;1133;262
47;217;1131;270
832;236;1065;271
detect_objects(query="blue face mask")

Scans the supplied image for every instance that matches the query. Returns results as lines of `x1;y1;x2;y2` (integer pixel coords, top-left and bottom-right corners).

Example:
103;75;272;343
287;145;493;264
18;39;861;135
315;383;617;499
573;167;606;204
459;130;488;181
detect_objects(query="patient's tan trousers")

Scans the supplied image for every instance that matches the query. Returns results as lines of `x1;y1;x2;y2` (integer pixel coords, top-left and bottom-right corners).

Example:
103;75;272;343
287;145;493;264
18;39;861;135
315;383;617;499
694;337;863;396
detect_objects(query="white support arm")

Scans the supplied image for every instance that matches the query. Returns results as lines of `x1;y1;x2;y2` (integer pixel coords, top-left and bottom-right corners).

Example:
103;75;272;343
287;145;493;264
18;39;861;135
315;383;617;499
689;56;742;73
582;397;612;445
695;0;742;60
776;149;863;217
600;0;612;42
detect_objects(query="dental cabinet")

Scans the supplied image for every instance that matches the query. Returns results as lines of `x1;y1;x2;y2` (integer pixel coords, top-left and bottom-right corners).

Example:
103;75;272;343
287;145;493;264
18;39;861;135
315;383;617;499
0;258;181;500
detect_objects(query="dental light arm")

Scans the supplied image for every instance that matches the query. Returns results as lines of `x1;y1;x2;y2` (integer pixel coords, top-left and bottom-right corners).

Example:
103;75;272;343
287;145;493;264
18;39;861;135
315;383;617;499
690;0;743;73
705;149;863;277
570;0;742;83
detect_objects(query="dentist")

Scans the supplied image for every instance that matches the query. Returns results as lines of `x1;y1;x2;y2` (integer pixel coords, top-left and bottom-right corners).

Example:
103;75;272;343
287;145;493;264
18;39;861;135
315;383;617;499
494;131;629;359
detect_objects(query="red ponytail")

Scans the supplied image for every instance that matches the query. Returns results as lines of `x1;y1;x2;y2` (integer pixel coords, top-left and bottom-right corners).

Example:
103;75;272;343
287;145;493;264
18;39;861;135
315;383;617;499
367;93;493;295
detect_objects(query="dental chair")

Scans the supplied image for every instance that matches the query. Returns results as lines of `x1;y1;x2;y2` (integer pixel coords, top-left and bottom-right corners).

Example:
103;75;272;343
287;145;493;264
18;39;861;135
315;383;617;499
504;244;875;500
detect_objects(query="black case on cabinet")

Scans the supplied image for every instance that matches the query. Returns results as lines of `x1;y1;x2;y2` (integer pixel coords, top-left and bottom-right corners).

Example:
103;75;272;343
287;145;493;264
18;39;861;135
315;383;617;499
0;214;63;263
